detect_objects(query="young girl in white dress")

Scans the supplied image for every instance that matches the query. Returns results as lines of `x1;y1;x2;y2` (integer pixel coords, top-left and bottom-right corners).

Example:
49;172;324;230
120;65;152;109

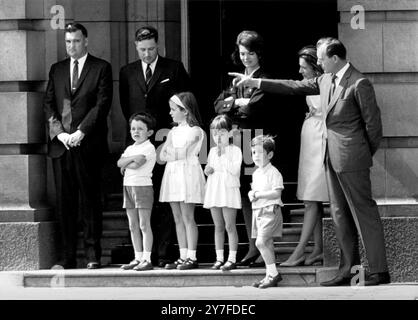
204;115;242;271
159;92;206;270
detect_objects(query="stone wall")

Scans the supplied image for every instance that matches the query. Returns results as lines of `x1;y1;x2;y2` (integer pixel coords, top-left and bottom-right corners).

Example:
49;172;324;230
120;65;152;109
0;0;182;270
338;0;418;210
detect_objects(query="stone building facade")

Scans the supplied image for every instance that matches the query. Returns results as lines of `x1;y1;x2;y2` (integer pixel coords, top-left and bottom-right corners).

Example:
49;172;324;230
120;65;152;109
0;0;416;281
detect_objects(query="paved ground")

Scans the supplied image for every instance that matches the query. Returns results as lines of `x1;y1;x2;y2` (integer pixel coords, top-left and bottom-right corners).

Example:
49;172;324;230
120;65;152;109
1;281;417;300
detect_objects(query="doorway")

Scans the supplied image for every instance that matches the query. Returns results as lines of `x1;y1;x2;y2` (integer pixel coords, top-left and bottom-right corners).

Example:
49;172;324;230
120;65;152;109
188;0;338;202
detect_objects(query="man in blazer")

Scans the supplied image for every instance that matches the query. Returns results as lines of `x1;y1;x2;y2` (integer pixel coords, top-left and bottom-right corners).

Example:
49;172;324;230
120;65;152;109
230;38;389;286
119;26;191;267
44;23;113;269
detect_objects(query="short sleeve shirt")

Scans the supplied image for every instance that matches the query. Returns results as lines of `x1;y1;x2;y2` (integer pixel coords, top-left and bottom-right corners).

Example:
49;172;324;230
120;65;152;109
251;162;284;209
122;139;156;186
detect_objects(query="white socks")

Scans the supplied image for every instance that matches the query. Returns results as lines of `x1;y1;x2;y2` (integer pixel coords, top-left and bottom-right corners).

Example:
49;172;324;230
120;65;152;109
187;250;197;261
227;251;237;263
134;251;142;261
216;250;224;262
142;251;151;262
266;263;278;277
180;248;188;260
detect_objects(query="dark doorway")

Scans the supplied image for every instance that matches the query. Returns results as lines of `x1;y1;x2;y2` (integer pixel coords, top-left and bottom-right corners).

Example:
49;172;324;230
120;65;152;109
188;0;338;202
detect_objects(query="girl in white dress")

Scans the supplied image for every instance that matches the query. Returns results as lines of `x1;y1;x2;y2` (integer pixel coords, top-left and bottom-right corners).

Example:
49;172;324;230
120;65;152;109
159;92;206;270
203;115;242;271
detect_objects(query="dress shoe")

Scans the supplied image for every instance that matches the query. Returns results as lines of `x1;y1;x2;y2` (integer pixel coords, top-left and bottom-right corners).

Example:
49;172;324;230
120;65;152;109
279;256;305;267
120;259;140;270
304;254;323;266
177;258;198;270
165;258;185;270
363;272;390;286
158;259;171;268
259;273;283;289
54;260;76;269
249;261;265;268
133;261;153;271
211;261;224;270
86;261;101;269
236;253;260;267
220;261;236;271
320;275;352;286
252;278;265;288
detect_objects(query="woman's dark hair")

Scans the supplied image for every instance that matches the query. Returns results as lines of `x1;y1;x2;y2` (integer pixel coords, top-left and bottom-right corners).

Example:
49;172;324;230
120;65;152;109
298;45;323;76
65;23;88;37
231;30;264;66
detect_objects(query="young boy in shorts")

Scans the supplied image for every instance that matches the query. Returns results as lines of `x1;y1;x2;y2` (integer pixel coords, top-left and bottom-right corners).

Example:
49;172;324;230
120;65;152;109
117;112;157;271
248;135;284;288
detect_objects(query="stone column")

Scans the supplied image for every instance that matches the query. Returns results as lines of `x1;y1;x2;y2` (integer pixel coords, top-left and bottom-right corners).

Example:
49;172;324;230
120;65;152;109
323;0;418;282
0;0;58;270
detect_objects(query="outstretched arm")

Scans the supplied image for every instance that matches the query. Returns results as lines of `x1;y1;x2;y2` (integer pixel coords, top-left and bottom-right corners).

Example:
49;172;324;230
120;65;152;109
228;72;320;96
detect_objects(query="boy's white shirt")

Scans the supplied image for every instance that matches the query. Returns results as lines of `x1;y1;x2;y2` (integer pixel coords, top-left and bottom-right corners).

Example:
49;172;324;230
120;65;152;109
121;139;156;186
251;162;284;209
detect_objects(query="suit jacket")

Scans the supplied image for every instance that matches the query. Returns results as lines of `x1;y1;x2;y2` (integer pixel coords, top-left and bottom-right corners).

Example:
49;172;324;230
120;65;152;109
43;54;113;158
119;56;191;131
260;64;382;172
214;68;270;130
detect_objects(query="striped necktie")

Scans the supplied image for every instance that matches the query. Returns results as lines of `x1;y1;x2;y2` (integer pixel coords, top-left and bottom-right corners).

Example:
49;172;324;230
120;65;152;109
145;64;152;87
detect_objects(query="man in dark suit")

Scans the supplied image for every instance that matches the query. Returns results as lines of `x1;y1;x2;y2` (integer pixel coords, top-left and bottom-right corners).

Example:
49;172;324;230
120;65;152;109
119;26;191;267
230;38;389;286
43;23;113;269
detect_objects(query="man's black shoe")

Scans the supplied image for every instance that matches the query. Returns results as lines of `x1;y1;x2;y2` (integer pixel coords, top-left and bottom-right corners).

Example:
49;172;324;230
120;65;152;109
363;272;390;286
320;275;352;286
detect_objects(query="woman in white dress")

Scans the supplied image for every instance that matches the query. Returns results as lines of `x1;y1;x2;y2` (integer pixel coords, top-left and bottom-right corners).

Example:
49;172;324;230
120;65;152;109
280;45;328;267
159;92;206;270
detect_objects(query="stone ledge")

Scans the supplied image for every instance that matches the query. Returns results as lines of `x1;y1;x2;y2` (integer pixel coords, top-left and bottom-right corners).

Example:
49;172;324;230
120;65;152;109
323;217;418;282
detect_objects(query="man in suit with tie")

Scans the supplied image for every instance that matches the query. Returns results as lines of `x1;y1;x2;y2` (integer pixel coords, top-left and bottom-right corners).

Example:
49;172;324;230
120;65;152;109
119;26;191;267
44;23;113;269
229;38;389;286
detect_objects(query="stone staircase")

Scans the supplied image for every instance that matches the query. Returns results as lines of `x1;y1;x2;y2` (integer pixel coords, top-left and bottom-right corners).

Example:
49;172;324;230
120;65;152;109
28;181;337;288
75;182;329;268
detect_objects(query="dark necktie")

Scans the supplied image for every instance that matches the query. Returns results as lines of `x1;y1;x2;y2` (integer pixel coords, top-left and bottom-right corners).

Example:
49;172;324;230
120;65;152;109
72;60;79;93
328;74;337;103
145;64;152;87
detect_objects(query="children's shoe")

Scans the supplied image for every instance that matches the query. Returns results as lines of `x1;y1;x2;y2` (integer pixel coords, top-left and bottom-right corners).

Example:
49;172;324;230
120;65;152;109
165;259;185;270
133;260;153;271
252;277;266;288
258;273;283;289
211;261;224;270
177;258;198;270
120;260;141;270
220;261;236;271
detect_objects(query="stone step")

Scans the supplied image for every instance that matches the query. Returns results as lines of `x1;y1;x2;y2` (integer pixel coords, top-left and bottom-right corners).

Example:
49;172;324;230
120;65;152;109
102;211;128;230
22;265;335;287
288;206;331;223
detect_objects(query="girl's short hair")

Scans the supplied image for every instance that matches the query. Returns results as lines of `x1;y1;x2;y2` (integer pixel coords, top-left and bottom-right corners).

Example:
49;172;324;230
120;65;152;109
209;114;233;131
251;134;276;154
231;30;264;66
128;112;156;131
170;92;202;127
